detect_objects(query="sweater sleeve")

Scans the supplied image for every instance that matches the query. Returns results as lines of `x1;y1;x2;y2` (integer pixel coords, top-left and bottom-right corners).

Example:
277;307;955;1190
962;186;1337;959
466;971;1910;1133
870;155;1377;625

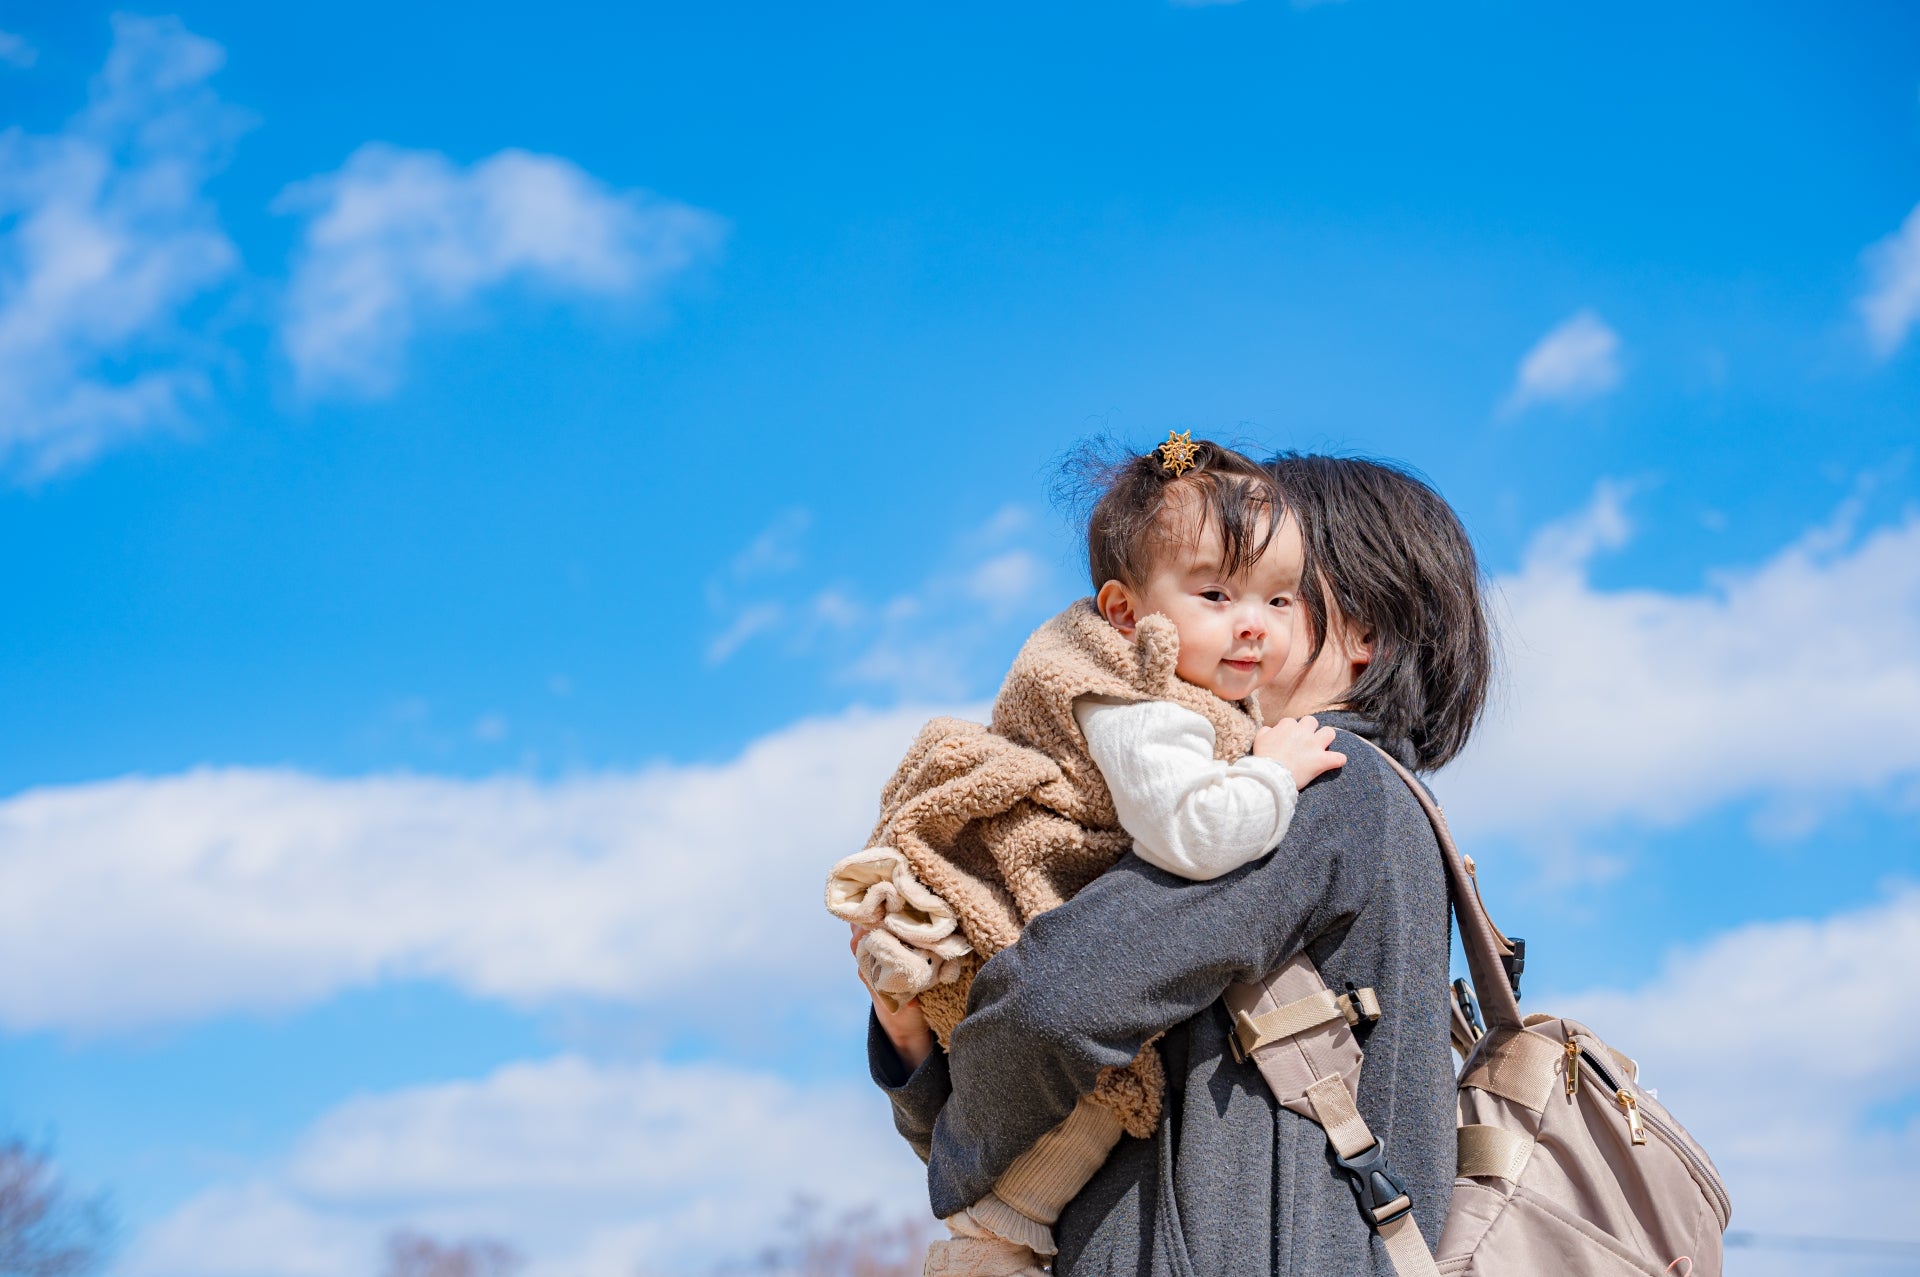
1073;696;1298;881
923;731;1391;1218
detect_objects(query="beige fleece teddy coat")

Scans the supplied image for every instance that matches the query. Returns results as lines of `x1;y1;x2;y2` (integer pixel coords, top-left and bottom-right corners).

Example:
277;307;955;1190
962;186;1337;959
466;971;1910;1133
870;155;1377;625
834;598;1260;1138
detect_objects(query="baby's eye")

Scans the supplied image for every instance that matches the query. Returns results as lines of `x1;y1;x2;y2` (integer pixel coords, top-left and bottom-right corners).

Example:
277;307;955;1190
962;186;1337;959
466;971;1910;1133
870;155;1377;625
1200;589;1228;603
1269;596;1290;609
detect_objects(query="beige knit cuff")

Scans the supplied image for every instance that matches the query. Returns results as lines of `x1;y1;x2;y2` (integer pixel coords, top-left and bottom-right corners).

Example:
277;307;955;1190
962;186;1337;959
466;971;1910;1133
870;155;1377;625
957;1194;1057;1256
993;1094;1125;1224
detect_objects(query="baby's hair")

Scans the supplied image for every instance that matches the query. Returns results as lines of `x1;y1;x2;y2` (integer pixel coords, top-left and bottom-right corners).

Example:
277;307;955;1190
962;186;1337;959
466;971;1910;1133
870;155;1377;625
1057;434;1283;593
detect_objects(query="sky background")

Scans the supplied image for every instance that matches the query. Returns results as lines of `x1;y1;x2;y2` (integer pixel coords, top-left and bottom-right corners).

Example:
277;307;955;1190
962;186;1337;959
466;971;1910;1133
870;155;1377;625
1;2;1918;1275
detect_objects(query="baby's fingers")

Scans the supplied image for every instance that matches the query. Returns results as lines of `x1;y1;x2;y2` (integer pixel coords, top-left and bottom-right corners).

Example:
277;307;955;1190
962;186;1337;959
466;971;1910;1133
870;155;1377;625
1298;748;1347;784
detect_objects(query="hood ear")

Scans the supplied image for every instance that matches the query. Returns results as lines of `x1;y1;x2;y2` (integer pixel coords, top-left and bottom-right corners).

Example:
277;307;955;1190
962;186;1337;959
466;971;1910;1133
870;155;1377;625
1134;613;1181;693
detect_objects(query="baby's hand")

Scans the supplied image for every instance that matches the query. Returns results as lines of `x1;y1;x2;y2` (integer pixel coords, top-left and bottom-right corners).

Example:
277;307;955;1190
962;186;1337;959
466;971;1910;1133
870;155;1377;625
1253;714;1347;791
850;924;934;1071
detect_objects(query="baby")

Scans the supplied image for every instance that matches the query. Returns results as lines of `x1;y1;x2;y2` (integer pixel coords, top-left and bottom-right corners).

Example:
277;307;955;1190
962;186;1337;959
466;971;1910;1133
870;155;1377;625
827;433;1344;1274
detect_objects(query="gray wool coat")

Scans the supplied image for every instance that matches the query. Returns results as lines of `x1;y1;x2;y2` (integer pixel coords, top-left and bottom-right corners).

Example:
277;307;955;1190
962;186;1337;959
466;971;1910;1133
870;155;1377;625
868;714;1456;1277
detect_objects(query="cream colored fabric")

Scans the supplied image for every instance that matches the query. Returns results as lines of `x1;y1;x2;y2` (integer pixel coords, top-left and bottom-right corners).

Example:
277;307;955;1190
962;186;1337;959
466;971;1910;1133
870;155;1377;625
826;846;972;1011
1456;1124;1534;1183
1073;695;1297;880
954;1195;1053;1257
826;844;969;946
924;1210;1045;1277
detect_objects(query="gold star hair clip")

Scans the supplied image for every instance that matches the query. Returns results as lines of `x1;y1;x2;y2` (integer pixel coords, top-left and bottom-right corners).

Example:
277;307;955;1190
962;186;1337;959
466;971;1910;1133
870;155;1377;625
1157;429;1201;477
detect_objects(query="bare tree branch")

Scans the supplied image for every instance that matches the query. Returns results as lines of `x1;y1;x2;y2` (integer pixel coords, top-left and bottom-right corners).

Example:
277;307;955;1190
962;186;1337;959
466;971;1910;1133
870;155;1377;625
381;1231;524;1277
0;1139;113;1277
719;1199;938;1277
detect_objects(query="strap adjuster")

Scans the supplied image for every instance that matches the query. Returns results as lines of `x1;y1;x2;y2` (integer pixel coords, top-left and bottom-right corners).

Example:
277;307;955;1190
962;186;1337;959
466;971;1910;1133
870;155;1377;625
1333;1139;1413;1230
1338;981;1382;1026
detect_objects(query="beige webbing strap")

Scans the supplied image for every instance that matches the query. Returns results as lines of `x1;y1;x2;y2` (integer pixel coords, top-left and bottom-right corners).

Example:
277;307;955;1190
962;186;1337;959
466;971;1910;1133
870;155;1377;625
1456;1124;1534;1183
1343;985;1382;1022
1233;989;1345;1055
1459;1026;1564;1113
1378;1212;1442;1277
1305;1074;1375;1160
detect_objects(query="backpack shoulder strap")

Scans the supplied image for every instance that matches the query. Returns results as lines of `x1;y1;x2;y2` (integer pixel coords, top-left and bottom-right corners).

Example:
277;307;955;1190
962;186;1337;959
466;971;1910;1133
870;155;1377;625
1356;737;1522;1031
1224;954;1442;1276
1225;736;1519;1277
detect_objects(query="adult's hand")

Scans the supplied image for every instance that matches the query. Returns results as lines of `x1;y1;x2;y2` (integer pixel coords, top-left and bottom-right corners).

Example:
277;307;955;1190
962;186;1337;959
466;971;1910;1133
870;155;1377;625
850;924;935;1071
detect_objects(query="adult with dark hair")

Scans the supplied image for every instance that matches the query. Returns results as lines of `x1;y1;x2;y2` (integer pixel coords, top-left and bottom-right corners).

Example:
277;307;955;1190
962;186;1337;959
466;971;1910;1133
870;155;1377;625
865;452;1494;1276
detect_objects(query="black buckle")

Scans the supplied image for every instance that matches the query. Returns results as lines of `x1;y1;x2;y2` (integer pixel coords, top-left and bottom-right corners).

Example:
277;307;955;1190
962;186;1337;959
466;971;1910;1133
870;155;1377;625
1452;978;1485;1042
1501;937;1526;1001
1333;1140;1412;1229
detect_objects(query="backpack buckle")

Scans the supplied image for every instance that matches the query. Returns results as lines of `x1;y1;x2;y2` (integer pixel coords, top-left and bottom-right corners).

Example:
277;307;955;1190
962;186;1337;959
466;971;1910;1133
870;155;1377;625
1333;1140;1413;1230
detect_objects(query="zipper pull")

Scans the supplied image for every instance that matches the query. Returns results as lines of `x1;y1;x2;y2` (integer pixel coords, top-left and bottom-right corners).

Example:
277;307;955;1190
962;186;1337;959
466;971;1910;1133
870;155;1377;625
1564;1038;1580;1098
1618;1088;1647;1145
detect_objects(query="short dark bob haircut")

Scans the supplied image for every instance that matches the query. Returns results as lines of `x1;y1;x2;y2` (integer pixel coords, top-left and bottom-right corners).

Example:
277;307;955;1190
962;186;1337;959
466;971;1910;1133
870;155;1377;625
1066;436;1281;594
1268;453;1494;772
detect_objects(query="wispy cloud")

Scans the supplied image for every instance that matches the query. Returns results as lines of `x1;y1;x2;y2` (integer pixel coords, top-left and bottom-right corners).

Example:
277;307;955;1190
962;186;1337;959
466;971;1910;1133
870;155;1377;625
0;14;246;478
704;504;1062;696
1859;200;1920;358
126;1055;928;1277
1444;485;1920;844
1499;309;1622;416
0;29;37;68
276;145;723;397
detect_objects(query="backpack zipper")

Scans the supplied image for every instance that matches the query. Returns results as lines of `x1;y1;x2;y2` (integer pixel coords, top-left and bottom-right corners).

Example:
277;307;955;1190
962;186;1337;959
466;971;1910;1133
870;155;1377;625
1576;1049;1732;1226
1615;1087;1647;1145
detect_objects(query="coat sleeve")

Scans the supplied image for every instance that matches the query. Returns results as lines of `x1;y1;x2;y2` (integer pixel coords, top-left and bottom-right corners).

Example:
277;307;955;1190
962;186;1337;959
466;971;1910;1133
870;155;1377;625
868;1010;953;1164
923;733;1391;1217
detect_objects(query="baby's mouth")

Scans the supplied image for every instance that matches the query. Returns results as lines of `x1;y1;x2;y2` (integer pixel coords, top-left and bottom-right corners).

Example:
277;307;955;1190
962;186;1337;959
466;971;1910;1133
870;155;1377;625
1222;657;1261;673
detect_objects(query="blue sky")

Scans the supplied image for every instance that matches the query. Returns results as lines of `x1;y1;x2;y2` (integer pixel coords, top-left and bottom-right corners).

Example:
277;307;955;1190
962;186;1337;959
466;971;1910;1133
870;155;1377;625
1;3;1918;1275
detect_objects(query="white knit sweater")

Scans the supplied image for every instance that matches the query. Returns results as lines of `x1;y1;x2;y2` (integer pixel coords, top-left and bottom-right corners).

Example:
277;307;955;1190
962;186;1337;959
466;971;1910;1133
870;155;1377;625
1071;695;1297;881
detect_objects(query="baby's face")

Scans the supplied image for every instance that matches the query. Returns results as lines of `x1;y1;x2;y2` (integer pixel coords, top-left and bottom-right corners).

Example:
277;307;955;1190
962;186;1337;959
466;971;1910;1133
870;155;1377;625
1111;491;1297;704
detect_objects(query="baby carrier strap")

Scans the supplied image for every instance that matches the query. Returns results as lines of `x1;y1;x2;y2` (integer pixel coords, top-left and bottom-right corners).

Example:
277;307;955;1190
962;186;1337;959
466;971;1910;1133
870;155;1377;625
1225;950;1441;1277
1225;738;1521;1277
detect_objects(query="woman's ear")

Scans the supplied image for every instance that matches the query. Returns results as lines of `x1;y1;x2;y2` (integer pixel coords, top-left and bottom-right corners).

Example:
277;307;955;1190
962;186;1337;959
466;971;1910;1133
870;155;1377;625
1346;627;1375;669
1095;580;1140;637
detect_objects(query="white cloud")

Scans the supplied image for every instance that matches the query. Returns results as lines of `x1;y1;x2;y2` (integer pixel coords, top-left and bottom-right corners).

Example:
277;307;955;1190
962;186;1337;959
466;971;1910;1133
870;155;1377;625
277;145;722;396
1500;309;1622;416
1441;487;1920;844
0;14;245;478
1555;886;1920;1266
1859;200;1920;358
704;506;1061;697
0;705;951;1033
125;1055;928;1277
0;29;37;68
965;549;1046;616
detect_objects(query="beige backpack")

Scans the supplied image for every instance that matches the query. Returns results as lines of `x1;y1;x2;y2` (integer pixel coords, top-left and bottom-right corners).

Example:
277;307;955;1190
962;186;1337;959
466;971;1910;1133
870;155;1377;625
1226;743;1732;1277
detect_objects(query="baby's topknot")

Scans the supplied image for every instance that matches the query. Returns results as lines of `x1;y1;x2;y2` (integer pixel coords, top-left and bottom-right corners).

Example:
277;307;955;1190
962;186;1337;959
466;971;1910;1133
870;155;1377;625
1054;433;1283;594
